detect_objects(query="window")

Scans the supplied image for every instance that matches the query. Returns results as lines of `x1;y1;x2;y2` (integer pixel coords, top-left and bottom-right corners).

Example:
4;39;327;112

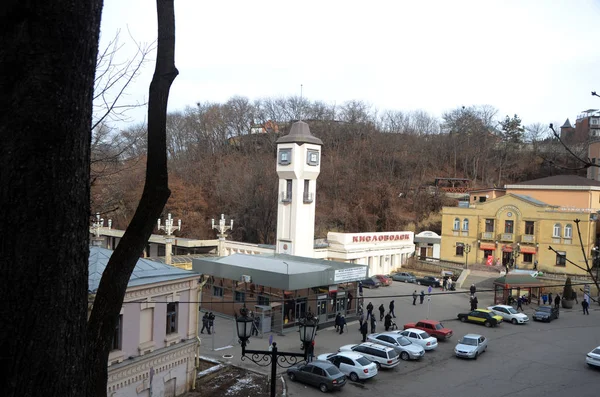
166;302;178;334
139;309;154;344
553;223;561;237
485;219;494;232
523;253;533;263
453;218;460;231
283;179;292;202
524;221;534;235
455;243;465;256
303;180;313;203
213;286;223;297
234;291;246;302
278;149;292;165
555;251;566;267
257;295;270;306
306;150;319;166
112;314;123;351
504;220;514;234
462;218;469;231
564;224;573;239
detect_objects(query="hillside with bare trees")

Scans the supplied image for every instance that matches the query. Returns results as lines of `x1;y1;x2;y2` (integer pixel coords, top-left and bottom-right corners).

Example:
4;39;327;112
91;96;585;243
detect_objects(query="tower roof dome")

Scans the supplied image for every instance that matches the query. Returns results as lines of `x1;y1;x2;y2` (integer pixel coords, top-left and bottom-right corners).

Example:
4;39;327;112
276;120;323;145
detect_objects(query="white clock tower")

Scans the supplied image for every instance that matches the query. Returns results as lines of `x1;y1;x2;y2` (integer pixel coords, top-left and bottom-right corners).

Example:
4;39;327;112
275;121;323;257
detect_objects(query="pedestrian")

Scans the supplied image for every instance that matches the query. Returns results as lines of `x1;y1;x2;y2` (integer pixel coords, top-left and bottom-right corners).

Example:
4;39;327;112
200;312;209;334
420;290;425;304
389;300;396;318
473;295;478;310
359;312;365;330
370;315;376;333
339;315;346;334
573;291;578;304
554;294;561;310
582;299;590;315
548;293;553;306
208;312;215;334
442;277;447;291
335;312;341;332
470;295;475;311
347;292;353;309
470;284;476;295
412;290;417;305
447;278;453;291
379;304;385;321
359;281;364;297
428;285;432;295
307;340;315;362
516;296;523;312
360;321;368;342
366;302;374;320
384;312;392;331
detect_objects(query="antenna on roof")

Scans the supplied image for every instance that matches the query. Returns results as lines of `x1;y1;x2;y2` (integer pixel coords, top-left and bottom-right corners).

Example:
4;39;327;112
300;84;303;121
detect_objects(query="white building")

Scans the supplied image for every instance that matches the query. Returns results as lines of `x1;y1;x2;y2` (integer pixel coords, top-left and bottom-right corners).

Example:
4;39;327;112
414;231;441;260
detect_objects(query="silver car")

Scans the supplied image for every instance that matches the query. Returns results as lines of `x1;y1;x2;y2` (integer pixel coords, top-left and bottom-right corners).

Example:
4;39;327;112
454;334;488;359
367;332;425;360
391;272;416;283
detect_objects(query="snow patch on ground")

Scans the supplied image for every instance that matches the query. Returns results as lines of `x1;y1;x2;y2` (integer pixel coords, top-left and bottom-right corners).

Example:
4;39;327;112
225;375;262;395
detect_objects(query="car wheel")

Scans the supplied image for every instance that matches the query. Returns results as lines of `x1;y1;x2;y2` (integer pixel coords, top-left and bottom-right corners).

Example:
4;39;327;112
288;373;296;382
400;351;410;361
350;372;359;382
474;352;478;360
375;362;381;370
319;383;328;393
511;318;517;325
460;317;466;322
484;321;491;328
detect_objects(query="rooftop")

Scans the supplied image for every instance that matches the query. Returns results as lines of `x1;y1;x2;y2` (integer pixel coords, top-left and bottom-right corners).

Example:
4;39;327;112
507;174;600;188
276;120;323;146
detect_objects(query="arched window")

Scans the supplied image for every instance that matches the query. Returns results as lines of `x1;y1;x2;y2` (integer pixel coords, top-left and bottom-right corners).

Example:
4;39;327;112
553;223;561;238
564;224;573;239
463;218;469;231
453;218;460;230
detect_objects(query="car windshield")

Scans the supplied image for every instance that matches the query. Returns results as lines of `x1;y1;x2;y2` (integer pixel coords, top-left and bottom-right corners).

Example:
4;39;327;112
435;323;444;330
538;307;551;313
396;336;411;346
419;331;431;338
592;348;600;355
507;307;518;314
325;366;341;376
356;357;371;366
460;338;477;346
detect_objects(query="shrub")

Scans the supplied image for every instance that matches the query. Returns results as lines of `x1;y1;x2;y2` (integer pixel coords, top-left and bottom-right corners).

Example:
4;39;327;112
563;277;574;300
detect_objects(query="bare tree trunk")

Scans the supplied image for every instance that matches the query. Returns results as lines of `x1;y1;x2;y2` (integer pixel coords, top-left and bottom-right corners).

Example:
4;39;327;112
86;1;178;396
0;1;103;396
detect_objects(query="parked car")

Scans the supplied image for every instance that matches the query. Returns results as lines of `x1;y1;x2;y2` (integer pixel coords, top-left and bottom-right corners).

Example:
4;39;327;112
454;334;488;360
532;305;559;322
367;332;425;361
287;360;346;393
586;346;600;368
338;342;400;369
391;272;416;283
316;352;378;382
360;277;382;289
397;328;438;350
457;309;503;327
415;275;440;287
373;274;393;286
403;319;453;340
487;305;529;324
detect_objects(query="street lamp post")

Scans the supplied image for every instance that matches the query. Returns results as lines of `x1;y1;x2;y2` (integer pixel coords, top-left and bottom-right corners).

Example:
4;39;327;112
464;244;471;269
157;213;182;265
91;212;107;247
212;213;233;256
235;306;317;397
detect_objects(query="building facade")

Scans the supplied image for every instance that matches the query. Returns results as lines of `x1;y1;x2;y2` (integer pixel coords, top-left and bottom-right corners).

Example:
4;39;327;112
89;247;200;397
560;109;600;143
440;193;597;275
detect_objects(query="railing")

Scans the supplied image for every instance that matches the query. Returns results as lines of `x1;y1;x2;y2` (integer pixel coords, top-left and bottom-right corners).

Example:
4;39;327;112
480;232;494;240
520;234;535;243
499;233;513;242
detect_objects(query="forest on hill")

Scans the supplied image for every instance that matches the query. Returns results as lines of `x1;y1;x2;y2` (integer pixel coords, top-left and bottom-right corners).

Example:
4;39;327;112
91;96;585;244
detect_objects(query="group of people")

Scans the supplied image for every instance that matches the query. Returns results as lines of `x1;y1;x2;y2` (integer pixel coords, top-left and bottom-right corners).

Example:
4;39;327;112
412;290;426;305
200;312;216;334
442;277;454;291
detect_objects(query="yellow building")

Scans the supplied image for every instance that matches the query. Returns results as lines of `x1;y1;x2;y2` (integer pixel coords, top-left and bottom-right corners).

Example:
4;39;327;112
441;193;597;275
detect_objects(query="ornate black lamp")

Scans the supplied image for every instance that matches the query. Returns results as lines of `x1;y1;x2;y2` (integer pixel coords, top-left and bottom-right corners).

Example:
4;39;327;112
235;305;317;397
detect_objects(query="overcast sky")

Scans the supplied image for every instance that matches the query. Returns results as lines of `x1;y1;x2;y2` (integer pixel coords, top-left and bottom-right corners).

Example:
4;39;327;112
99;0;600;129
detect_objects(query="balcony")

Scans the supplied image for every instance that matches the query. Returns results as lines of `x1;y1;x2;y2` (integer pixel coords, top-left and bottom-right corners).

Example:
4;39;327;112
520;234;536;244
480;232;494;241
498;233;514;242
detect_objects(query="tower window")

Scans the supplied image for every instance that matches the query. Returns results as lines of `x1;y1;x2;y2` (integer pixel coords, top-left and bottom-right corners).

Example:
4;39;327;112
278;149;292;165
307;150;319;166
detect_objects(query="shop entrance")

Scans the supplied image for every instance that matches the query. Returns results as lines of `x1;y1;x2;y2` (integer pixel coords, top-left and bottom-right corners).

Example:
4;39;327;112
295;298;307;322
317;296;328;323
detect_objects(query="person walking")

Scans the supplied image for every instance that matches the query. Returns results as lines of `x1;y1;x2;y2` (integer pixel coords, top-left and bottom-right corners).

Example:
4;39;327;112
389;300;396;318
359;312;365;330
335;312;341;332
339;315;346;334
347;292;353;309
420;290;425;304
442;277;447;291
548;293;553;306
360;321;368;342
473;295;478;310
516;296;523;312
366;302;374;320
412;290;417;305
447;278;453;291
378;304;385;321
359;281;364;297
470;284;476;295
208;312;215;334
384;312;392;331
470;295;475;311
200;312;209;334
582;299;590;315
370;315;377;333
554;294;561;310
307;340;315;362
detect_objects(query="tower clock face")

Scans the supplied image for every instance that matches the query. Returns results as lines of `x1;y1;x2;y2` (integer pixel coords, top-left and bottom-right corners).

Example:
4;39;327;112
307;150;319;166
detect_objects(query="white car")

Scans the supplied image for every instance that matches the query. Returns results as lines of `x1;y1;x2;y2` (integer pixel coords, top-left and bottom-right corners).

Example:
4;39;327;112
586;346;600;368
338;342;400;369
397;328;438;350
316;351;378;381
487;305;529;324
367;332;425;360
454;334;488;360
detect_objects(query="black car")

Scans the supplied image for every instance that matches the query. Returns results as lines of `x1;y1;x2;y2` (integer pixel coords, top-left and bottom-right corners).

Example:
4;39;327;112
416;276;440;287
287;360;346;393
532;306;559;322
360;277;382;289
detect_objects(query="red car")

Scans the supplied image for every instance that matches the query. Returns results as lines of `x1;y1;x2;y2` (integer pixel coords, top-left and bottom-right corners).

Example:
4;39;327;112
374;275;393;286
403;320;452;340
